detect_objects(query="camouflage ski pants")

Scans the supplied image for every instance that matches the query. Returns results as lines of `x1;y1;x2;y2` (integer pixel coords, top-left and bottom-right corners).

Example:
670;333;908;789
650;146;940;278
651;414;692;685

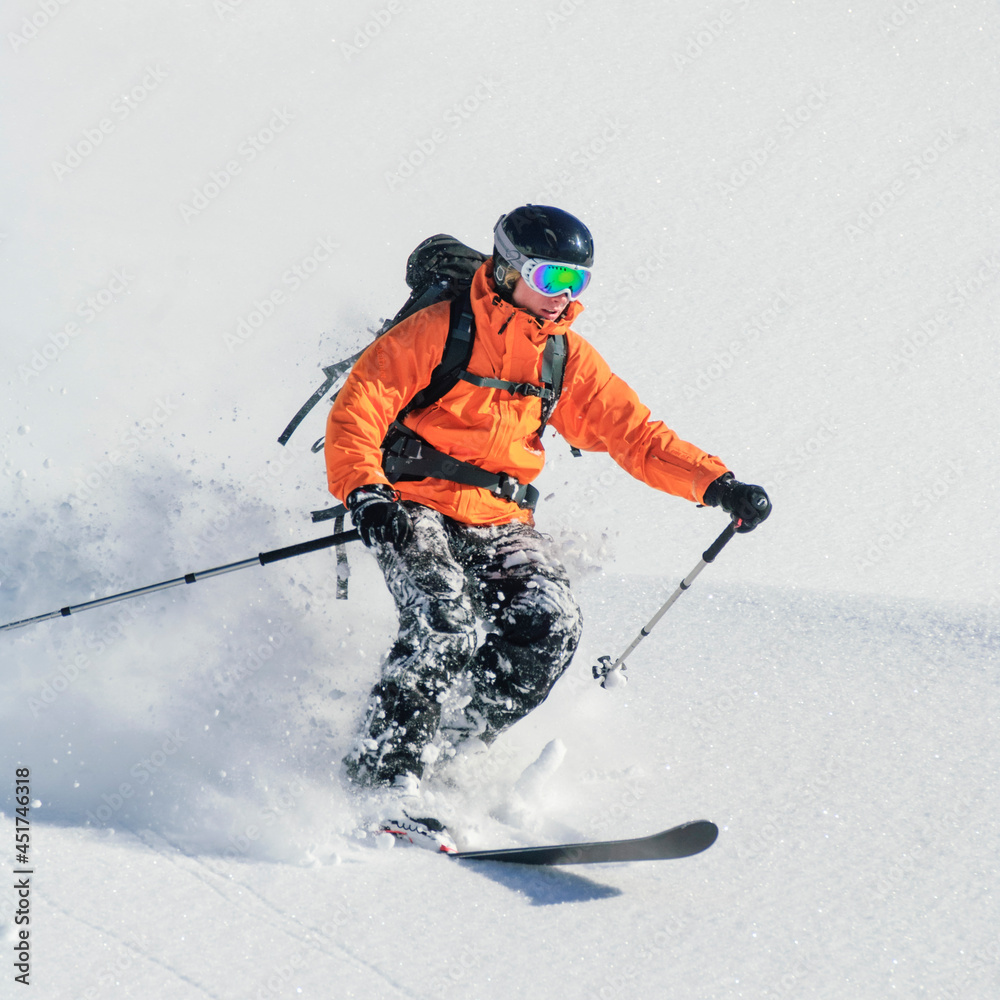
345;503;582;787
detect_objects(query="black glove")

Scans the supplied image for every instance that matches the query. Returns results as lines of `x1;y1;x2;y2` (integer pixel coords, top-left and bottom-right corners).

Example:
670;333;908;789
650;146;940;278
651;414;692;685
702;473;771;533
346;485;413;550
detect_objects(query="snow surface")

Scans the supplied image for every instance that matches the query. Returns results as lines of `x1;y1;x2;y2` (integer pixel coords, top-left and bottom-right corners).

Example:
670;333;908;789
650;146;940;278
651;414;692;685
2;0;999;997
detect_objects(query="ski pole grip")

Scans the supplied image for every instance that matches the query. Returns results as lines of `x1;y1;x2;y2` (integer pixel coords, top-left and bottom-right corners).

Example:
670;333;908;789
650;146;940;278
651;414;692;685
702;520;738;563
258;528;361;566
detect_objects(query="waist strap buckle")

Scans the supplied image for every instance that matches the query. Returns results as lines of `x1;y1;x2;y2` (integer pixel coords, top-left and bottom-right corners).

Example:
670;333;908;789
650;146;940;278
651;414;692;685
494;474;521;503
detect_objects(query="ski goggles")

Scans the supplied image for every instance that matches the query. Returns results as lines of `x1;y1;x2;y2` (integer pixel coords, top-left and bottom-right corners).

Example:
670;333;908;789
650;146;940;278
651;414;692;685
520;259;592;300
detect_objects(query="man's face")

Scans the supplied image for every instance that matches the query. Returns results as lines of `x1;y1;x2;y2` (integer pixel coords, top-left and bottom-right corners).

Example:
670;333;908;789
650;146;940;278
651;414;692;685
511;277;572;322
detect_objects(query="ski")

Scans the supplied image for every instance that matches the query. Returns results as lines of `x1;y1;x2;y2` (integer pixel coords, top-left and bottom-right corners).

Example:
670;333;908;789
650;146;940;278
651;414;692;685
452;820;718;866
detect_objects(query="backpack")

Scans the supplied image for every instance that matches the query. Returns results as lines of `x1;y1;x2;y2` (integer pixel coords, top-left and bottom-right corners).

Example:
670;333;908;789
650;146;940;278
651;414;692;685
278;234;569;595
277;234;488;450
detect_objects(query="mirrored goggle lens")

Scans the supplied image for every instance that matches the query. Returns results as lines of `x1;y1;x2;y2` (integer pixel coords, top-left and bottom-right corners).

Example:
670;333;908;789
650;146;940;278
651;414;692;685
522;261;592;299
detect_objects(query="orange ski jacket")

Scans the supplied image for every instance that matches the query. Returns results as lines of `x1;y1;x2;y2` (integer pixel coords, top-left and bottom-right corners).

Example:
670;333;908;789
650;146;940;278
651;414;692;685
325;261;729;526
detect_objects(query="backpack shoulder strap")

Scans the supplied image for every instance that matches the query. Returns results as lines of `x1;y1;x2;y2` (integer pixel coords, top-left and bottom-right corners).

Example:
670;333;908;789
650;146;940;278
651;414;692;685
399;288;476;416
537;334;567;435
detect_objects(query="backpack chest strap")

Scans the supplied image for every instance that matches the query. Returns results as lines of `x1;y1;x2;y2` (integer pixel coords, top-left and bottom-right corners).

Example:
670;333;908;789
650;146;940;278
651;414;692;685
457;370;557;400
457;332;564;402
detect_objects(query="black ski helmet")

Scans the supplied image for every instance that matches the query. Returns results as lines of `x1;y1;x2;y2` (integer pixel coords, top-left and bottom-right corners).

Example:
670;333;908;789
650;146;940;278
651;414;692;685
493;205;594;301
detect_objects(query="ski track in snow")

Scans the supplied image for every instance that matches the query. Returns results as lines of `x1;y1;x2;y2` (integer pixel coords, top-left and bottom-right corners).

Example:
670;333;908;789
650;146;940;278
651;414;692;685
134;829;420;1000
37;886;223;1000
2;0;999;997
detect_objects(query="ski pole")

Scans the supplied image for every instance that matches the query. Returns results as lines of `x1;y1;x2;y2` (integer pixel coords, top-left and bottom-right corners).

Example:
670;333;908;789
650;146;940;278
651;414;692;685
592;518;739;687
0;527;361;634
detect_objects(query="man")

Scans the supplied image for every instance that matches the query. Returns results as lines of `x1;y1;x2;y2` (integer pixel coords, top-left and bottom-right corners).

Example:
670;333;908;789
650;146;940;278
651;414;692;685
325;205;769;849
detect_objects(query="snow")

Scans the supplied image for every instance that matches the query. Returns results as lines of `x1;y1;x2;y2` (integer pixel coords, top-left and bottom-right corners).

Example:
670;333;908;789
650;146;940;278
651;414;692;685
1;0;999;996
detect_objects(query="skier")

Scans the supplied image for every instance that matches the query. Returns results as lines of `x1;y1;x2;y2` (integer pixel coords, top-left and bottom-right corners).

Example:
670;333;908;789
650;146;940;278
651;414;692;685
324;205;770;849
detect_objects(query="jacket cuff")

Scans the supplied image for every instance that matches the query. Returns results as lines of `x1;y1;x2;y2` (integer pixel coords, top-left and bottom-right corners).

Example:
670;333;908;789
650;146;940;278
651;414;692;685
346;484;398;511
701;472;735;508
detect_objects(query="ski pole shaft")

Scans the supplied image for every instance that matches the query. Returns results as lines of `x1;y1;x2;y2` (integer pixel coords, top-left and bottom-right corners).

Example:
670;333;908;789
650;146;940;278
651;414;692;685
605;519;738;673
0;528;361;634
